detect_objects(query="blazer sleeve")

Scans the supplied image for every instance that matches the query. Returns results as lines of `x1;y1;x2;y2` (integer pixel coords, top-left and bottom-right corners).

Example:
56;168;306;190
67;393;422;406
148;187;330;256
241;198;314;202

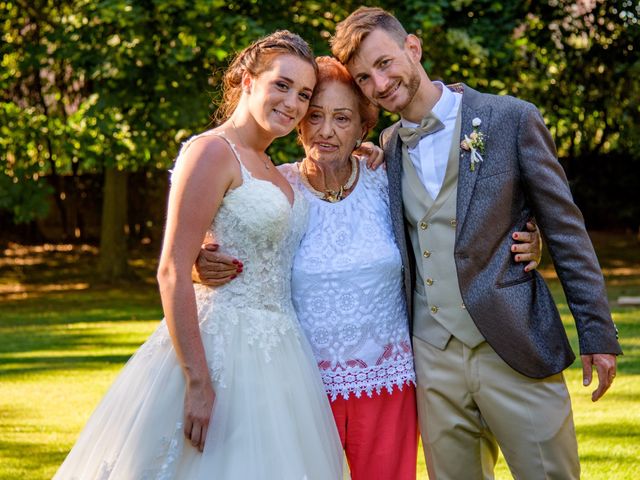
516;102;621;355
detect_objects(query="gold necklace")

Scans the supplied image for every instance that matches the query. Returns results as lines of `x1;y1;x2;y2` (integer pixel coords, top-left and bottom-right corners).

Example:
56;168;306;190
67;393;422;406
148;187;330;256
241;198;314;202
230;118;270;170
299;156;358;203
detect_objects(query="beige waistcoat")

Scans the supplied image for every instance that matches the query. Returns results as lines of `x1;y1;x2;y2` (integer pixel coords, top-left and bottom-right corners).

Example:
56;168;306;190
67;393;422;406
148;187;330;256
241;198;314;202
401;111;485;349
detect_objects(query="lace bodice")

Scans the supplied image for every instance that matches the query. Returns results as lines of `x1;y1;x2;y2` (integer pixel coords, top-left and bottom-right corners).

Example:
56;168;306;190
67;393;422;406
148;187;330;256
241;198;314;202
149;132;309;382
202;152;307;312
171;132;308;309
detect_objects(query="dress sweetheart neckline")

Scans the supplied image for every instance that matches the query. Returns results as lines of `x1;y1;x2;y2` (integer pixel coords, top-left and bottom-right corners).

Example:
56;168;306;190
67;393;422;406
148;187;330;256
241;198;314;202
211;131;296;209
224;175;298;210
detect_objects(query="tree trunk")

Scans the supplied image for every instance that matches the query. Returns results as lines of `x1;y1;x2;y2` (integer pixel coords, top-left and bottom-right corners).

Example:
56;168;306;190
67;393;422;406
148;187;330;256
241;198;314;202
98;167;129;281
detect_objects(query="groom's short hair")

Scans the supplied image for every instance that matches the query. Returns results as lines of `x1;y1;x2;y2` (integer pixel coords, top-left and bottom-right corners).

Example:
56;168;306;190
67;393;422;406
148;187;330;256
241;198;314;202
331;7;408;65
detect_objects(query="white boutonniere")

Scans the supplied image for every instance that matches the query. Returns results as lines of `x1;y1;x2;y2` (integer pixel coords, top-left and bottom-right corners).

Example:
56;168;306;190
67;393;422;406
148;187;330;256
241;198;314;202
460;117;486;171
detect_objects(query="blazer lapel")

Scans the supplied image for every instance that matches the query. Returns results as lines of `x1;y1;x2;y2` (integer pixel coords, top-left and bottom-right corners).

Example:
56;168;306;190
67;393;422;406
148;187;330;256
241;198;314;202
383;122;406;252
456;86;492;229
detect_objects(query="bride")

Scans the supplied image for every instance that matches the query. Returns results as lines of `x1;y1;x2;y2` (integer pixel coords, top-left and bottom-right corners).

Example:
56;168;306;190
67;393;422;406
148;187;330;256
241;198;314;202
54;31;343;479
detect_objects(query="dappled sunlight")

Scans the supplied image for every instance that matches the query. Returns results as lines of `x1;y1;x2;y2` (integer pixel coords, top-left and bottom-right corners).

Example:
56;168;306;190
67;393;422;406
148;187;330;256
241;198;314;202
536;231;640;286
0;282;91;301
0;234;638;479
0;243;98;267
0;242;160;303
602;267;640;276
0;321;158;357
0;243;102;297
539;265;640;281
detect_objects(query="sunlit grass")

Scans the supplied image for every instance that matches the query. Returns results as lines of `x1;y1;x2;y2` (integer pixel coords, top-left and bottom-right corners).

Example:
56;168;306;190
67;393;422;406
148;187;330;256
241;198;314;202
0;290;161;479
1;235;639;479
0;323;157;479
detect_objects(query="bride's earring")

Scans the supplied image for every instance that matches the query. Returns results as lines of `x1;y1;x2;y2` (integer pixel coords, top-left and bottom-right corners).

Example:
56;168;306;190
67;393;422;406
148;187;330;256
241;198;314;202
241;71;253;95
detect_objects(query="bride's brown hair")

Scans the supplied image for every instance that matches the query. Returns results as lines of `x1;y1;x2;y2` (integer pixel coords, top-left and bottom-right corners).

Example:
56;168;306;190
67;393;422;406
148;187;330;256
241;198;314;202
215;30;318;123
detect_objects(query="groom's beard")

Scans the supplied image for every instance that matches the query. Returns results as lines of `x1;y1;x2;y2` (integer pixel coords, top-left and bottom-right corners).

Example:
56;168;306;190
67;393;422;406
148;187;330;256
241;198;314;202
372;61;421;114
396;69;421;114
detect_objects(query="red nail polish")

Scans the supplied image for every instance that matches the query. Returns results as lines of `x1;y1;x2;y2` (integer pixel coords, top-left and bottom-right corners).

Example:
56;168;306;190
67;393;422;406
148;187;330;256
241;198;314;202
232;260;239;265
514;233;519;239
230;275;237;279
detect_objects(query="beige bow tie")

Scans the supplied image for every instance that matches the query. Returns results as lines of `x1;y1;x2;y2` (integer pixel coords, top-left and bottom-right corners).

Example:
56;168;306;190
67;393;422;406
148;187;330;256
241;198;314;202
398;112;445;148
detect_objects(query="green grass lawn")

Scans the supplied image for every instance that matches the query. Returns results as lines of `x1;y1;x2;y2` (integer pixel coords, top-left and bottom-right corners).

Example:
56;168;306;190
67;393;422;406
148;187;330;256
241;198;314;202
1;233;639;479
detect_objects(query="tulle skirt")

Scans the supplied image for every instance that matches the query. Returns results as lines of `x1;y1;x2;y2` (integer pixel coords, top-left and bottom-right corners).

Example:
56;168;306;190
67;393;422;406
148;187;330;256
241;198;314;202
54;304;344;479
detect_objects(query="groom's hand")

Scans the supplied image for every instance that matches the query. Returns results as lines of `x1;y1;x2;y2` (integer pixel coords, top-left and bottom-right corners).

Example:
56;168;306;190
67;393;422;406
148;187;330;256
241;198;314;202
511;221;542;272
192;243;242;286
581;353;617;402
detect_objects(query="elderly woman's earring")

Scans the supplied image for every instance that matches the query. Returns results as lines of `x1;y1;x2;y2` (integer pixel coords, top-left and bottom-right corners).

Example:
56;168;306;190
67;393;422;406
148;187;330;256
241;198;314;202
355;139;362;149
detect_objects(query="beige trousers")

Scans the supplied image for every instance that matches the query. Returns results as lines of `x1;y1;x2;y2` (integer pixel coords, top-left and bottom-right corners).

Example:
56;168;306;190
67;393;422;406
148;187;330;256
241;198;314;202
413;336;580;480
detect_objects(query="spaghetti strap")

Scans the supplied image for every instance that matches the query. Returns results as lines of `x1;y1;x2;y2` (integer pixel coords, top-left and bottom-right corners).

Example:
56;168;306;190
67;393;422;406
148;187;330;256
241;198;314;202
176;130;215;157
173;130;250;182
212;132;251;180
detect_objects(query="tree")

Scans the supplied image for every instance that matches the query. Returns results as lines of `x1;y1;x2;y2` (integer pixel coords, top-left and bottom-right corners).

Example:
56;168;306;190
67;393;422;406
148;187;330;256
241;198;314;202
2;0;638;268
509;0;640;227
0;0;91;237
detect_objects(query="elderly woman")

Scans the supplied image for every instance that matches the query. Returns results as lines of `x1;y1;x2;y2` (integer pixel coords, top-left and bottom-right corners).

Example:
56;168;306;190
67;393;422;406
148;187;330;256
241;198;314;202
195;56;541;480
281;56;418;478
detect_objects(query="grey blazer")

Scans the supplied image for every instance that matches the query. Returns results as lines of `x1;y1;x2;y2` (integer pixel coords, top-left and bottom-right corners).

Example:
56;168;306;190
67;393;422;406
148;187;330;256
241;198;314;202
381;84;621;378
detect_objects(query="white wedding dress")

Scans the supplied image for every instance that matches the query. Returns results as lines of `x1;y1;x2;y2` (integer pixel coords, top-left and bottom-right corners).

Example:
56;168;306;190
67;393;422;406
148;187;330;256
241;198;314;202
54;132;344;480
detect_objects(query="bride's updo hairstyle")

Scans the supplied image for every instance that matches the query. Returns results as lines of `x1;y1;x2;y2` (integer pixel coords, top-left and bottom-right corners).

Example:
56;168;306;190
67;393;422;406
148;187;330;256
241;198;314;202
216;30;318;123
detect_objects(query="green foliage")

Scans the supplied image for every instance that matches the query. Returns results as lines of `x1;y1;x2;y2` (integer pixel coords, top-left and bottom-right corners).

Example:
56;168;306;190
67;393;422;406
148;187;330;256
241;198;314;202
1;0;638;230
508;0;640;159
0;104;53;222
509;1;640;228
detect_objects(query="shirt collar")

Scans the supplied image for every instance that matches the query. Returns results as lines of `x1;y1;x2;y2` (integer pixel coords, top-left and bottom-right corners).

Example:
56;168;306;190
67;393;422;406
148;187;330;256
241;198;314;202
431;81;456;122
400;81;454;128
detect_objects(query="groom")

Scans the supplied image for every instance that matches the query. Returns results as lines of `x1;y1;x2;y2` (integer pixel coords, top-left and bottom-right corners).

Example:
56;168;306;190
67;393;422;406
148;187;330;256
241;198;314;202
331;7;622;479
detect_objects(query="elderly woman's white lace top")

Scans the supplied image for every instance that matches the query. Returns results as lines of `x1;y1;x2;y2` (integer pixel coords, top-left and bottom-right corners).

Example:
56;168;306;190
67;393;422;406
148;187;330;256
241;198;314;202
280;160;415;401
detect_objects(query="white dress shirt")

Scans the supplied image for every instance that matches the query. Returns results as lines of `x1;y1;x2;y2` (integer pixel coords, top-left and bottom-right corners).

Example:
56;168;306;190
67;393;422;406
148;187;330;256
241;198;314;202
400;81;462;199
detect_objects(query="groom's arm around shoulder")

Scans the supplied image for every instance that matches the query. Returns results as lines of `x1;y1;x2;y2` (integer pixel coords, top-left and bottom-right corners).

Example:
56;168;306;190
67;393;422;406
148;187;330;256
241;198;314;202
379;121;403;183
511;98;621;356
379;121;401;150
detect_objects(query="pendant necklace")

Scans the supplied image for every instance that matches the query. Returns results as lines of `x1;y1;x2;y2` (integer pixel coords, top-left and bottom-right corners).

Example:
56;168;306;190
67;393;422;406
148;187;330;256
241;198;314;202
299;156;358;203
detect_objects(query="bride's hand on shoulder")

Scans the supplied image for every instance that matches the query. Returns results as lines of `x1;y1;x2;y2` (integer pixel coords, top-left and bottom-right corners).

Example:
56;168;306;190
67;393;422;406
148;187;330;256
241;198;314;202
353;141;385;170
184;376;216;452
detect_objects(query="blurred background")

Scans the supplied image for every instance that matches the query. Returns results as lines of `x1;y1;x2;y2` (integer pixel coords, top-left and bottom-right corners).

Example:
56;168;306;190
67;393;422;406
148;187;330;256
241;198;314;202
2;2;639;479
1;0;638;281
